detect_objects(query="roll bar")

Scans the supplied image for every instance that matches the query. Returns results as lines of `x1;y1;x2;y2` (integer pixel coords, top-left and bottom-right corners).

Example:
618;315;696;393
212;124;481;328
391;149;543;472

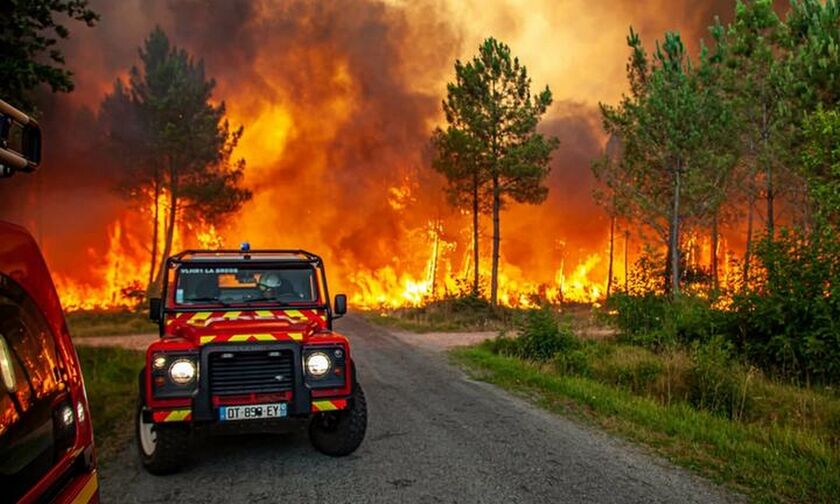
0;98;41;178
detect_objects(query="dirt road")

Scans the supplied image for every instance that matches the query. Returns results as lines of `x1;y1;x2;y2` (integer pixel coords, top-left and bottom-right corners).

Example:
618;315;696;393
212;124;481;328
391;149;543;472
97;315;737;503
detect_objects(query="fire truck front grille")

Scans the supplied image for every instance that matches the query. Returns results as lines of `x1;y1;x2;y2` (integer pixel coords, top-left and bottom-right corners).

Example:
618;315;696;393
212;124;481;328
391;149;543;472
208;350;295;395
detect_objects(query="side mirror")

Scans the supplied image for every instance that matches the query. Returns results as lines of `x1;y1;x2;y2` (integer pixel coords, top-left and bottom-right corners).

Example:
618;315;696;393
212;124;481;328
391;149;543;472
149;297;162;323
0;99;41;177
333;294;347;318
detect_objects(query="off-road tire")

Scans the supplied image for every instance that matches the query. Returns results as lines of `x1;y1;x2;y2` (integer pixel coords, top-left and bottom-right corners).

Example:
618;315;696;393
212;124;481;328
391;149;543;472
309;383;367;456
135;399;190;475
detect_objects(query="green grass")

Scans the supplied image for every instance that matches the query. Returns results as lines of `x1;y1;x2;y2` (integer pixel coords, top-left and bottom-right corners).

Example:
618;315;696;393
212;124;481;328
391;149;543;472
567;342;840;444
452;344;840;503
66;310;158;337
364;312;480;332
362;296;521;332
76;346;144;462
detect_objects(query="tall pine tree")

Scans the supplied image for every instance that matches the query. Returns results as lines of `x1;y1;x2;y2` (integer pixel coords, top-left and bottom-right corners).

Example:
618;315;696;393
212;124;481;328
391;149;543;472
100;27;251;294
600;30;735;294
434;38;558;305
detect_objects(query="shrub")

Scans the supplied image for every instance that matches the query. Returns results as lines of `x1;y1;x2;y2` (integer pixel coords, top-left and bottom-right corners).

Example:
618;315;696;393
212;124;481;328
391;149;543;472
687;336;748;419
486;307;581;363
552;348;591;376
486;334;521;357
664;296;728;344
589;344;665;396
607;227;840;386
605;292;668;339
606;293;727;350
730;228;840;384
516;307;580;362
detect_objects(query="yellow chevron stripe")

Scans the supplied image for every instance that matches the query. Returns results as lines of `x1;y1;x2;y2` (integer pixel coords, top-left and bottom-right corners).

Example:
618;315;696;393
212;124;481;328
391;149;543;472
190;312;213;325
165;410;191;422
255;310;273;318
200;335;217;345
285;309;304;319
288;332;303;341
223;311;242;319
312;400;339;412
70;472;98;504
225;333;277;342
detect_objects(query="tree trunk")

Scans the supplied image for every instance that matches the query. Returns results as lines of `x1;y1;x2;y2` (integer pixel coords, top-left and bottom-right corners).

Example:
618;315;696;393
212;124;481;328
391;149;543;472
154;190;177;290
147;177;161;294
472;172;480;296
669;165;682;296
711;213;719;292
607;214;616;297
743;195;754;288
490;174;501;306
762;102;774;239
766;167;774;238
489;75;500;306
664;232;673;295
624;229;629;292
153;164;178;291
430;222;439;298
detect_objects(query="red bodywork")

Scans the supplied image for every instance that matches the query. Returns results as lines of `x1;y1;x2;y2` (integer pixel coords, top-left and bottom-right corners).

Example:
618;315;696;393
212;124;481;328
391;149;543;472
0;222;99;503
142;252;353;423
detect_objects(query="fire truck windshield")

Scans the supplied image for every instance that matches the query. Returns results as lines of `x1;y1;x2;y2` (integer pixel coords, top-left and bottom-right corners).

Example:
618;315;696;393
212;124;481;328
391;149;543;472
174;265;318;305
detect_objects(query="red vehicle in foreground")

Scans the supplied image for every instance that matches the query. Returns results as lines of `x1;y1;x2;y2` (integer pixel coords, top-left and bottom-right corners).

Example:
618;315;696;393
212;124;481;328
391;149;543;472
137;247;367;474
0;99;100;503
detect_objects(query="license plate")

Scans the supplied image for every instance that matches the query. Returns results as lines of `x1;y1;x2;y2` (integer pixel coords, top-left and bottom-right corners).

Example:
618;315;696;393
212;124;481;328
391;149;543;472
219;403;287;421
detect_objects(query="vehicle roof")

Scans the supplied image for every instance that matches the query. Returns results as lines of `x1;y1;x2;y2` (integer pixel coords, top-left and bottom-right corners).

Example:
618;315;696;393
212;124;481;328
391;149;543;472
170;249;322;264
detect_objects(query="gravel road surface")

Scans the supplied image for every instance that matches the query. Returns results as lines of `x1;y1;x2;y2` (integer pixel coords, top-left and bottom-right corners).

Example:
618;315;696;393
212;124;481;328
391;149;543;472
98;315;738;503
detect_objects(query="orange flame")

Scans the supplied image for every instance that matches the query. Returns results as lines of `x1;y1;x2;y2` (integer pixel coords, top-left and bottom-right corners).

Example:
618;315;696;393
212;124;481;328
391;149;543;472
54;220;147;311
54;211;611;311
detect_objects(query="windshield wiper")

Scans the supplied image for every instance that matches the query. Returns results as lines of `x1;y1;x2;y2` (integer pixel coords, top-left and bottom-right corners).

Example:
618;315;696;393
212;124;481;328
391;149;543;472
185;297;232;307
241;296;291;305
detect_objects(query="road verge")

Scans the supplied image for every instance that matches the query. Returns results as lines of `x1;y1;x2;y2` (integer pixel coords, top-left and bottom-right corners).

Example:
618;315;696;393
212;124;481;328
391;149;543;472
76;346;145;462
452;344;839;503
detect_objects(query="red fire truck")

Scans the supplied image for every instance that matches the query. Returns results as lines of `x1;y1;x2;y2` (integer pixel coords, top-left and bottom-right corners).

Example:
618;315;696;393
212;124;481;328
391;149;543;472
137;247;367;474
0;98;100;503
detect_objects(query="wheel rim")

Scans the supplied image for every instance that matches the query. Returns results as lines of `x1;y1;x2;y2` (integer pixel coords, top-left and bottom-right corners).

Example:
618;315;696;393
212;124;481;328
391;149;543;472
138;410;157;456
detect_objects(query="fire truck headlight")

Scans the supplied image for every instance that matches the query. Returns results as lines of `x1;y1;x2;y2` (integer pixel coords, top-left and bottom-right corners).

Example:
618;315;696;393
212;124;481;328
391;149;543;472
305;352;331;377
169;359;197;385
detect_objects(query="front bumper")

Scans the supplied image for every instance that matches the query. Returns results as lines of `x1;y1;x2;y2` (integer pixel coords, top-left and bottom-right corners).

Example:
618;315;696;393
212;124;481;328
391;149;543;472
146;342;348;423
146;398;348;424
